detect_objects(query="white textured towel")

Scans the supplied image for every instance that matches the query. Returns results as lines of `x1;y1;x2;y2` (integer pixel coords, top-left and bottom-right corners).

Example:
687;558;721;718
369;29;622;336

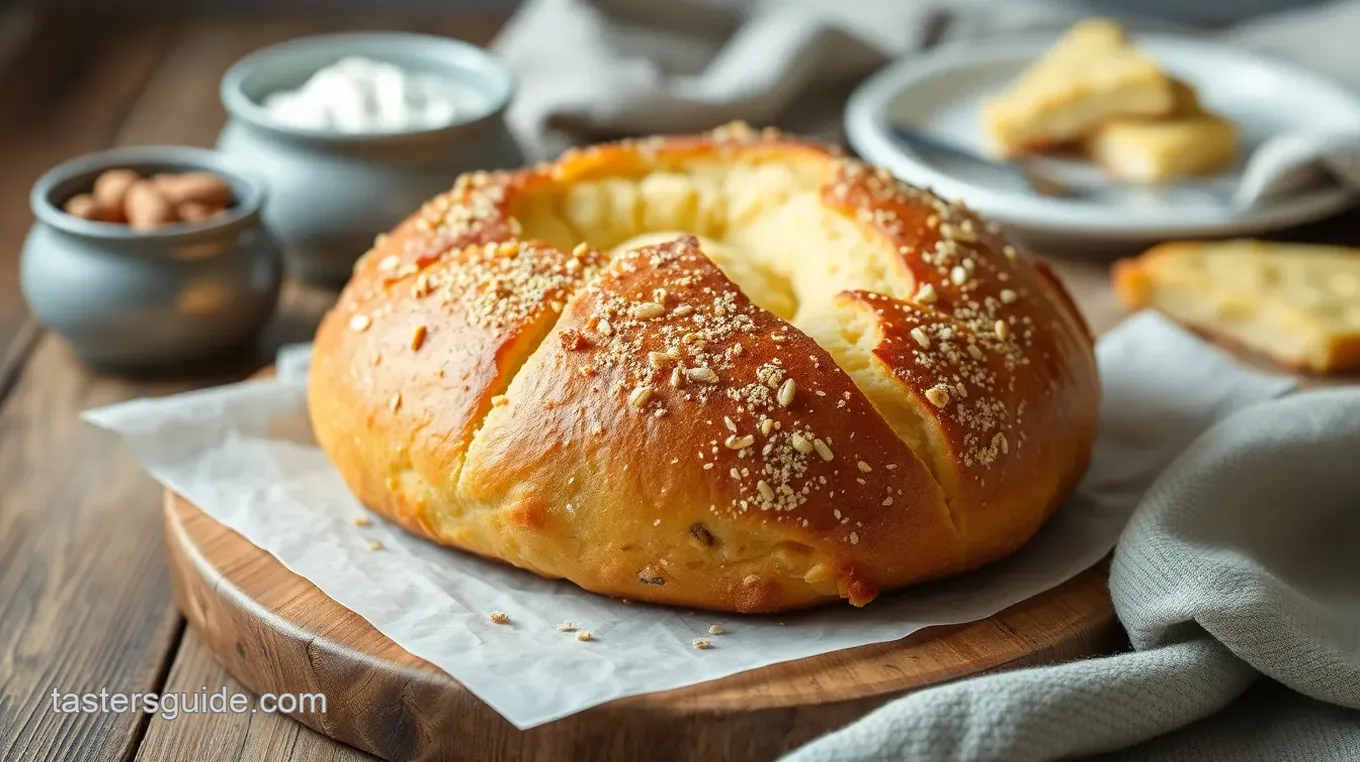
785;387;1360;761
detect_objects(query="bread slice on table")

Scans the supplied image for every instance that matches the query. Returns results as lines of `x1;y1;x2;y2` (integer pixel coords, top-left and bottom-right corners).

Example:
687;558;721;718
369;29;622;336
1115;239;1360;373
1086;80;1238;182
984;18;1176;156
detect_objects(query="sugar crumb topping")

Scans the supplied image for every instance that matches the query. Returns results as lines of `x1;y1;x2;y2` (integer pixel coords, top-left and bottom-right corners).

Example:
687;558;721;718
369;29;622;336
340;129;1074;554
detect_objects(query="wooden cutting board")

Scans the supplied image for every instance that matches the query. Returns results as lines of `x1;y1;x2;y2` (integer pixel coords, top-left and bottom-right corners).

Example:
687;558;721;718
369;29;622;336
164;487;1122;762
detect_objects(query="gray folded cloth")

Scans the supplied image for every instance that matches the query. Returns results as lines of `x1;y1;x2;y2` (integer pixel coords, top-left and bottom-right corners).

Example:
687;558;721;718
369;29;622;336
491;0;1089;157
785;387;1360;761
493;0;1360;205
492;0;1360;160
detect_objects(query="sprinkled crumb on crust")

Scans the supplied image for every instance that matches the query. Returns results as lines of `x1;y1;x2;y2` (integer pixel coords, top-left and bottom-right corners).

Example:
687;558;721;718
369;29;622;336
315;120;1098;614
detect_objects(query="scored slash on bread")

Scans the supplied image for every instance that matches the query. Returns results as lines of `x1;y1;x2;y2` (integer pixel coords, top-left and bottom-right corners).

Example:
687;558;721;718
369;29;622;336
1115;239;1360;373
461;237;959;612
308;123;1099;613
983;18;1176;156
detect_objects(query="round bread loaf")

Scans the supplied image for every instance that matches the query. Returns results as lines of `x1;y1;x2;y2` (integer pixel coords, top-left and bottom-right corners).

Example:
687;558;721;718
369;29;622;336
308;123;1099;613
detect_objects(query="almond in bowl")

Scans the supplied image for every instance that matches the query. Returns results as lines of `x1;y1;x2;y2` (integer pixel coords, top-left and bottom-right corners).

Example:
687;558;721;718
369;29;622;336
24;146;280;371
63;168;235;230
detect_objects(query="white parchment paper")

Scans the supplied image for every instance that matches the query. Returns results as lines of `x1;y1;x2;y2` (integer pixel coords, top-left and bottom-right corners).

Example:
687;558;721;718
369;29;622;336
83;311;1293;729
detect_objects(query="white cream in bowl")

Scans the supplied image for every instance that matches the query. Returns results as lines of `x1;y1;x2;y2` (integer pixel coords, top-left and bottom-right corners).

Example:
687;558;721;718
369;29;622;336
262;56;481;133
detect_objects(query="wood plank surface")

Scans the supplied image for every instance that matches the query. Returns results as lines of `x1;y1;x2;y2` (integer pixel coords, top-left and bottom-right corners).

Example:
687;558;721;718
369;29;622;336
163;491;1120;762
131;630;376;762
0;18;185;762
124;15;505;762
0;15;342;762
0;337;189;762
0;15;174;403
0;7;1353;762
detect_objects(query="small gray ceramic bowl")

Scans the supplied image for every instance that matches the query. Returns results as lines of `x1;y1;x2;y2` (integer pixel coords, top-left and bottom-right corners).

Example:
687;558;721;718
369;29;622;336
217;32;524;285
23;146;282;372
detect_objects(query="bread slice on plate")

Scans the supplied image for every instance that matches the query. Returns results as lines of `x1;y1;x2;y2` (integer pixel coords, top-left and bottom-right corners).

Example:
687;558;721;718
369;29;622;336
1115;239;1360;373
1086;80;1238;182
983;18;1176;156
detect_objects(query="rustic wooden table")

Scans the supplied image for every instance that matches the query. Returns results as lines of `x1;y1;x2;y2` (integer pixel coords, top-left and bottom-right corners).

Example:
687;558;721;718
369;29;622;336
0;10;1356;762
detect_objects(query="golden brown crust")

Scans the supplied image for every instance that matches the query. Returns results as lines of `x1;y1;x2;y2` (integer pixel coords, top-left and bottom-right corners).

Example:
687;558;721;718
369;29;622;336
820;158;1099;568
309;123;1100;612
309;237;606;537
460;238;960;611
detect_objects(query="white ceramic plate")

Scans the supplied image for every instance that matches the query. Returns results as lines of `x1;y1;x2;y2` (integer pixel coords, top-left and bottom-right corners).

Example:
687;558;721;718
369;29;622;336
845;33;1360;248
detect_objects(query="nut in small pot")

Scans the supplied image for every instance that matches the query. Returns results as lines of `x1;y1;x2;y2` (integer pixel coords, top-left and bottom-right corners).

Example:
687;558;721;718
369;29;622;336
64;168;235;231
